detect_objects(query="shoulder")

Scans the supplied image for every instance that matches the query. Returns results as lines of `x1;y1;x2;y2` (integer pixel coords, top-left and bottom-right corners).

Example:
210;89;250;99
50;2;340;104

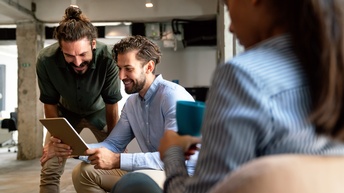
95;41;113;59
222;36;304;94
156;76;186;93
37;42;62;71
122;94;139;108
37;42;60;60
156;77;194;101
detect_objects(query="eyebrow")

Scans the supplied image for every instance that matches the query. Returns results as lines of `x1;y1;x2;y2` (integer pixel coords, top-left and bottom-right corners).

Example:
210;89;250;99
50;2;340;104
118;64;133;68
63;51;88;57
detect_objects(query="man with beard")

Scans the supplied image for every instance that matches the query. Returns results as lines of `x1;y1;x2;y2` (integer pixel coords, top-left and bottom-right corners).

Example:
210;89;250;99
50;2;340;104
36;5;122;193
49;35;197;193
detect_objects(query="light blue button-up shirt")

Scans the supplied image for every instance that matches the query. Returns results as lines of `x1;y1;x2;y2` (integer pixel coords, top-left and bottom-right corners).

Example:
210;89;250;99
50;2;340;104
87;74;195;173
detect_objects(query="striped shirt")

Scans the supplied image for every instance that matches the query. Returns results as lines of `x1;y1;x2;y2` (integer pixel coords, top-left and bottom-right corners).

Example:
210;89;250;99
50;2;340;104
163;34;344;193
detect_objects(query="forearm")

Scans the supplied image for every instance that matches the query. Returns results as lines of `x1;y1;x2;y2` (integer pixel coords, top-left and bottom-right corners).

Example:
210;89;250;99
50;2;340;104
163;147;188;193
43;104;59;145
106;103;119;133
43;103;59;118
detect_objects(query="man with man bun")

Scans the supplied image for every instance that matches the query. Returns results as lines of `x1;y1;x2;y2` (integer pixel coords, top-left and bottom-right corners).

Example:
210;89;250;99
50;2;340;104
36;5;122;193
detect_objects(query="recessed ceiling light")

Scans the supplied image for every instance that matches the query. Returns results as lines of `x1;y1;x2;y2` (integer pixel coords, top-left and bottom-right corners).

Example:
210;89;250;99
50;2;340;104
145;0;153;8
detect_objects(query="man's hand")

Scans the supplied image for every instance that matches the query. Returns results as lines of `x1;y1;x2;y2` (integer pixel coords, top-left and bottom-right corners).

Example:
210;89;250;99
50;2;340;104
159;130;201;160
86;147;120;170
40;136;72;166
40;140;57;166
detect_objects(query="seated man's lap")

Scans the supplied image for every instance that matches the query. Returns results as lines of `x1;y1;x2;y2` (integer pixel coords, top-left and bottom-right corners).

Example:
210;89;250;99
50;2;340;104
72;162;127;192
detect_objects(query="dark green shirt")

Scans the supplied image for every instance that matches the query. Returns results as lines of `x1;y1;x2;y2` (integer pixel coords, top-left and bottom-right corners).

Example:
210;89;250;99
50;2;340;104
36;41;122;117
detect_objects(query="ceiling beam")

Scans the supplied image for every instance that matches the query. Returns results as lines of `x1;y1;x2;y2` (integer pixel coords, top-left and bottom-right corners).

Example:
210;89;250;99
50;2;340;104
0;0;34;24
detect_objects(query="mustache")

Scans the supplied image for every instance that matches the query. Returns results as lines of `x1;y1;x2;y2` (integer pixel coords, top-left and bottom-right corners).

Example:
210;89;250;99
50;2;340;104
68;61;90;68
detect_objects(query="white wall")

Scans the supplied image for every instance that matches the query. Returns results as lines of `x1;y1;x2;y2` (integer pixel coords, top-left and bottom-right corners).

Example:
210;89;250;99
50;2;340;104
157;45;216;87
0;44;18;116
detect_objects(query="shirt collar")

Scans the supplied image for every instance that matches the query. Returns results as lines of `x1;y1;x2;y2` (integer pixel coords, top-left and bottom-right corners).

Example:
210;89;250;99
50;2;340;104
140;74;163;102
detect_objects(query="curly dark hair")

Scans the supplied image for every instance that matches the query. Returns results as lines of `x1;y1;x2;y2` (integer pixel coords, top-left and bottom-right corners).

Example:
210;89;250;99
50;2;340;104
112;35;162;73
53;6;97;45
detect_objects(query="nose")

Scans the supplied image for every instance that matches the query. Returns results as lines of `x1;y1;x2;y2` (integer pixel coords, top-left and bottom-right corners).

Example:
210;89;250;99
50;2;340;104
73;56;83;67
118;69;126;80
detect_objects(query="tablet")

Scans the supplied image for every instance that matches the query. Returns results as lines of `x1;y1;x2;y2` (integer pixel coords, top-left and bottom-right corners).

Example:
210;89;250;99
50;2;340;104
39;117;89;155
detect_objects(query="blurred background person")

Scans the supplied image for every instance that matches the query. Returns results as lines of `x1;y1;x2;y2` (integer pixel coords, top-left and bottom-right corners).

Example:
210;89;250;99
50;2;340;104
111;0;344;193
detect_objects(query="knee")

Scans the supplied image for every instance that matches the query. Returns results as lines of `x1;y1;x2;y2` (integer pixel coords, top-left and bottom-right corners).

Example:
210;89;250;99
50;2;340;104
111;173;162;193
72;162;95;185
41;157;65;176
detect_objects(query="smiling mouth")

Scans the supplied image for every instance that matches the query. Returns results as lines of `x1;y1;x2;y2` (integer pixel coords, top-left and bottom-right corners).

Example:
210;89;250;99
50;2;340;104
122;79;133;86
72;66;87;73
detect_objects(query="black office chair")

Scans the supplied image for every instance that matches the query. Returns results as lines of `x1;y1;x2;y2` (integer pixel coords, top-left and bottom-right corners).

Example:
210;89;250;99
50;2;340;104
1;112;18;152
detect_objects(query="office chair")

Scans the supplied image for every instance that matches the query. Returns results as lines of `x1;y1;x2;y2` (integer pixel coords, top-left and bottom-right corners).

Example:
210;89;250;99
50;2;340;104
1;112;18;152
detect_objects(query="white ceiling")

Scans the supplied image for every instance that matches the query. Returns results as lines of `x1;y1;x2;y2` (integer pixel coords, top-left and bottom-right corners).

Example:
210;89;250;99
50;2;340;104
0;0;33;25
0;0;217;26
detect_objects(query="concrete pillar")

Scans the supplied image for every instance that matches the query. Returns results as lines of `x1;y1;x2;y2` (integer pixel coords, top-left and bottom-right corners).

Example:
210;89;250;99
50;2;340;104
16;21;44;160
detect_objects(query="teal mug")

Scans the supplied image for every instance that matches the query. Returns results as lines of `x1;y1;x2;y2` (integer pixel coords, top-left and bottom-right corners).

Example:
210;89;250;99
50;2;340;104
176;100;205;136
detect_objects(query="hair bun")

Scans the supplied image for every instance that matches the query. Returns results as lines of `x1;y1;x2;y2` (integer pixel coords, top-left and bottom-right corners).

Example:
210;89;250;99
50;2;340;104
65;5;82;20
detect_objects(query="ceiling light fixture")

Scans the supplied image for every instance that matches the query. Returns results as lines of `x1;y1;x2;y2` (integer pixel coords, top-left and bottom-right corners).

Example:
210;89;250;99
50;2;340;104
145;0;153;8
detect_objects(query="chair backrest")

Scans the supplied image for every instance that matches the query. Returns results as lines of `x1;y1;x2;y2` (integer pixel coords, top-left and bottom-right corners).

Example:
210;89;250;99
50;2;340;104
209;155;344;193
10;112;17;122
1;119;16;131
1;112;17;132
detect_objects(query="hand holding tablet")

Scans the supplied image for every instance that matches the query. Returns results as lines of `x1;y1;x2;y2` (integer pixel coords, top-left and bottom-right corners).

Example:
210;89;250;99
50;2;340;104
39;117;89;155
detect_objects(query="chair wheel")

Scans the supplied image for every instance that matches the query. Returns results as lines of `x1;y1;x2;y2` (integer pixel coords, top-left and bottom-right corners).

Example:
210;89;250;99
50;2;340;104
8;149;10;152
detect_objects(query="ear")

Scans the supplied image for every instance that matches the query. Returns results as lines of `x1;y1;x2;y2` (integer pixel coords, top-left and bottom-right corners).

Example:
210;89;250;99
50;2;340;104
145;60;155;74
91;39;97;50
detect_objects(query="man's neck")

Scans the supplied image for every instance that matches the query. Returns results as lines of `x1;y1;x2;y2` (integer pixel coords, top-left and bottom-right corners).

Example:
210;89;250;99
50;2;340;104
138;74;157;98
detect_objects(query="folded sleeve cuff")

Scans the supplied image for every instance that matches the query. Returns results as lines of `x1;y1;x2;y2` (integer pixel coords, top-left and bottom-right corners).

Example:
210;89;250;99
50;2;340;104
120;153;133;171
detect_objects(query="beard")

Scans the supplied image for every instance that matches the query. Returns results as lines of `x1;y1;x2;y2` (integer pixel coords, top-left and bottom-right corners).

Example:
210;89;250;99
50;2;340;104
124;72;146;94
68;60;91;75
67;50;94;75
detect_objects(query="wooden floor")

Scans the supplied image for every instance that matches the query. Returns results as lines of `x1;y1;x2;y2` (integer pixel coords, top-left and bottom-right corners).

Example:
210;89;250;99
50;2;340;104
0;146;79;193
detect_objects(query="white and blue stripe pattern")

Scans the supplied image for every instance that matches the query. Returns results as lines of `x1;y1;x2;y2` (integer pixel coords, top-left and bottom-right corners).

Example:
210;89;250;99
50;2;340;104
163;34;344;193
